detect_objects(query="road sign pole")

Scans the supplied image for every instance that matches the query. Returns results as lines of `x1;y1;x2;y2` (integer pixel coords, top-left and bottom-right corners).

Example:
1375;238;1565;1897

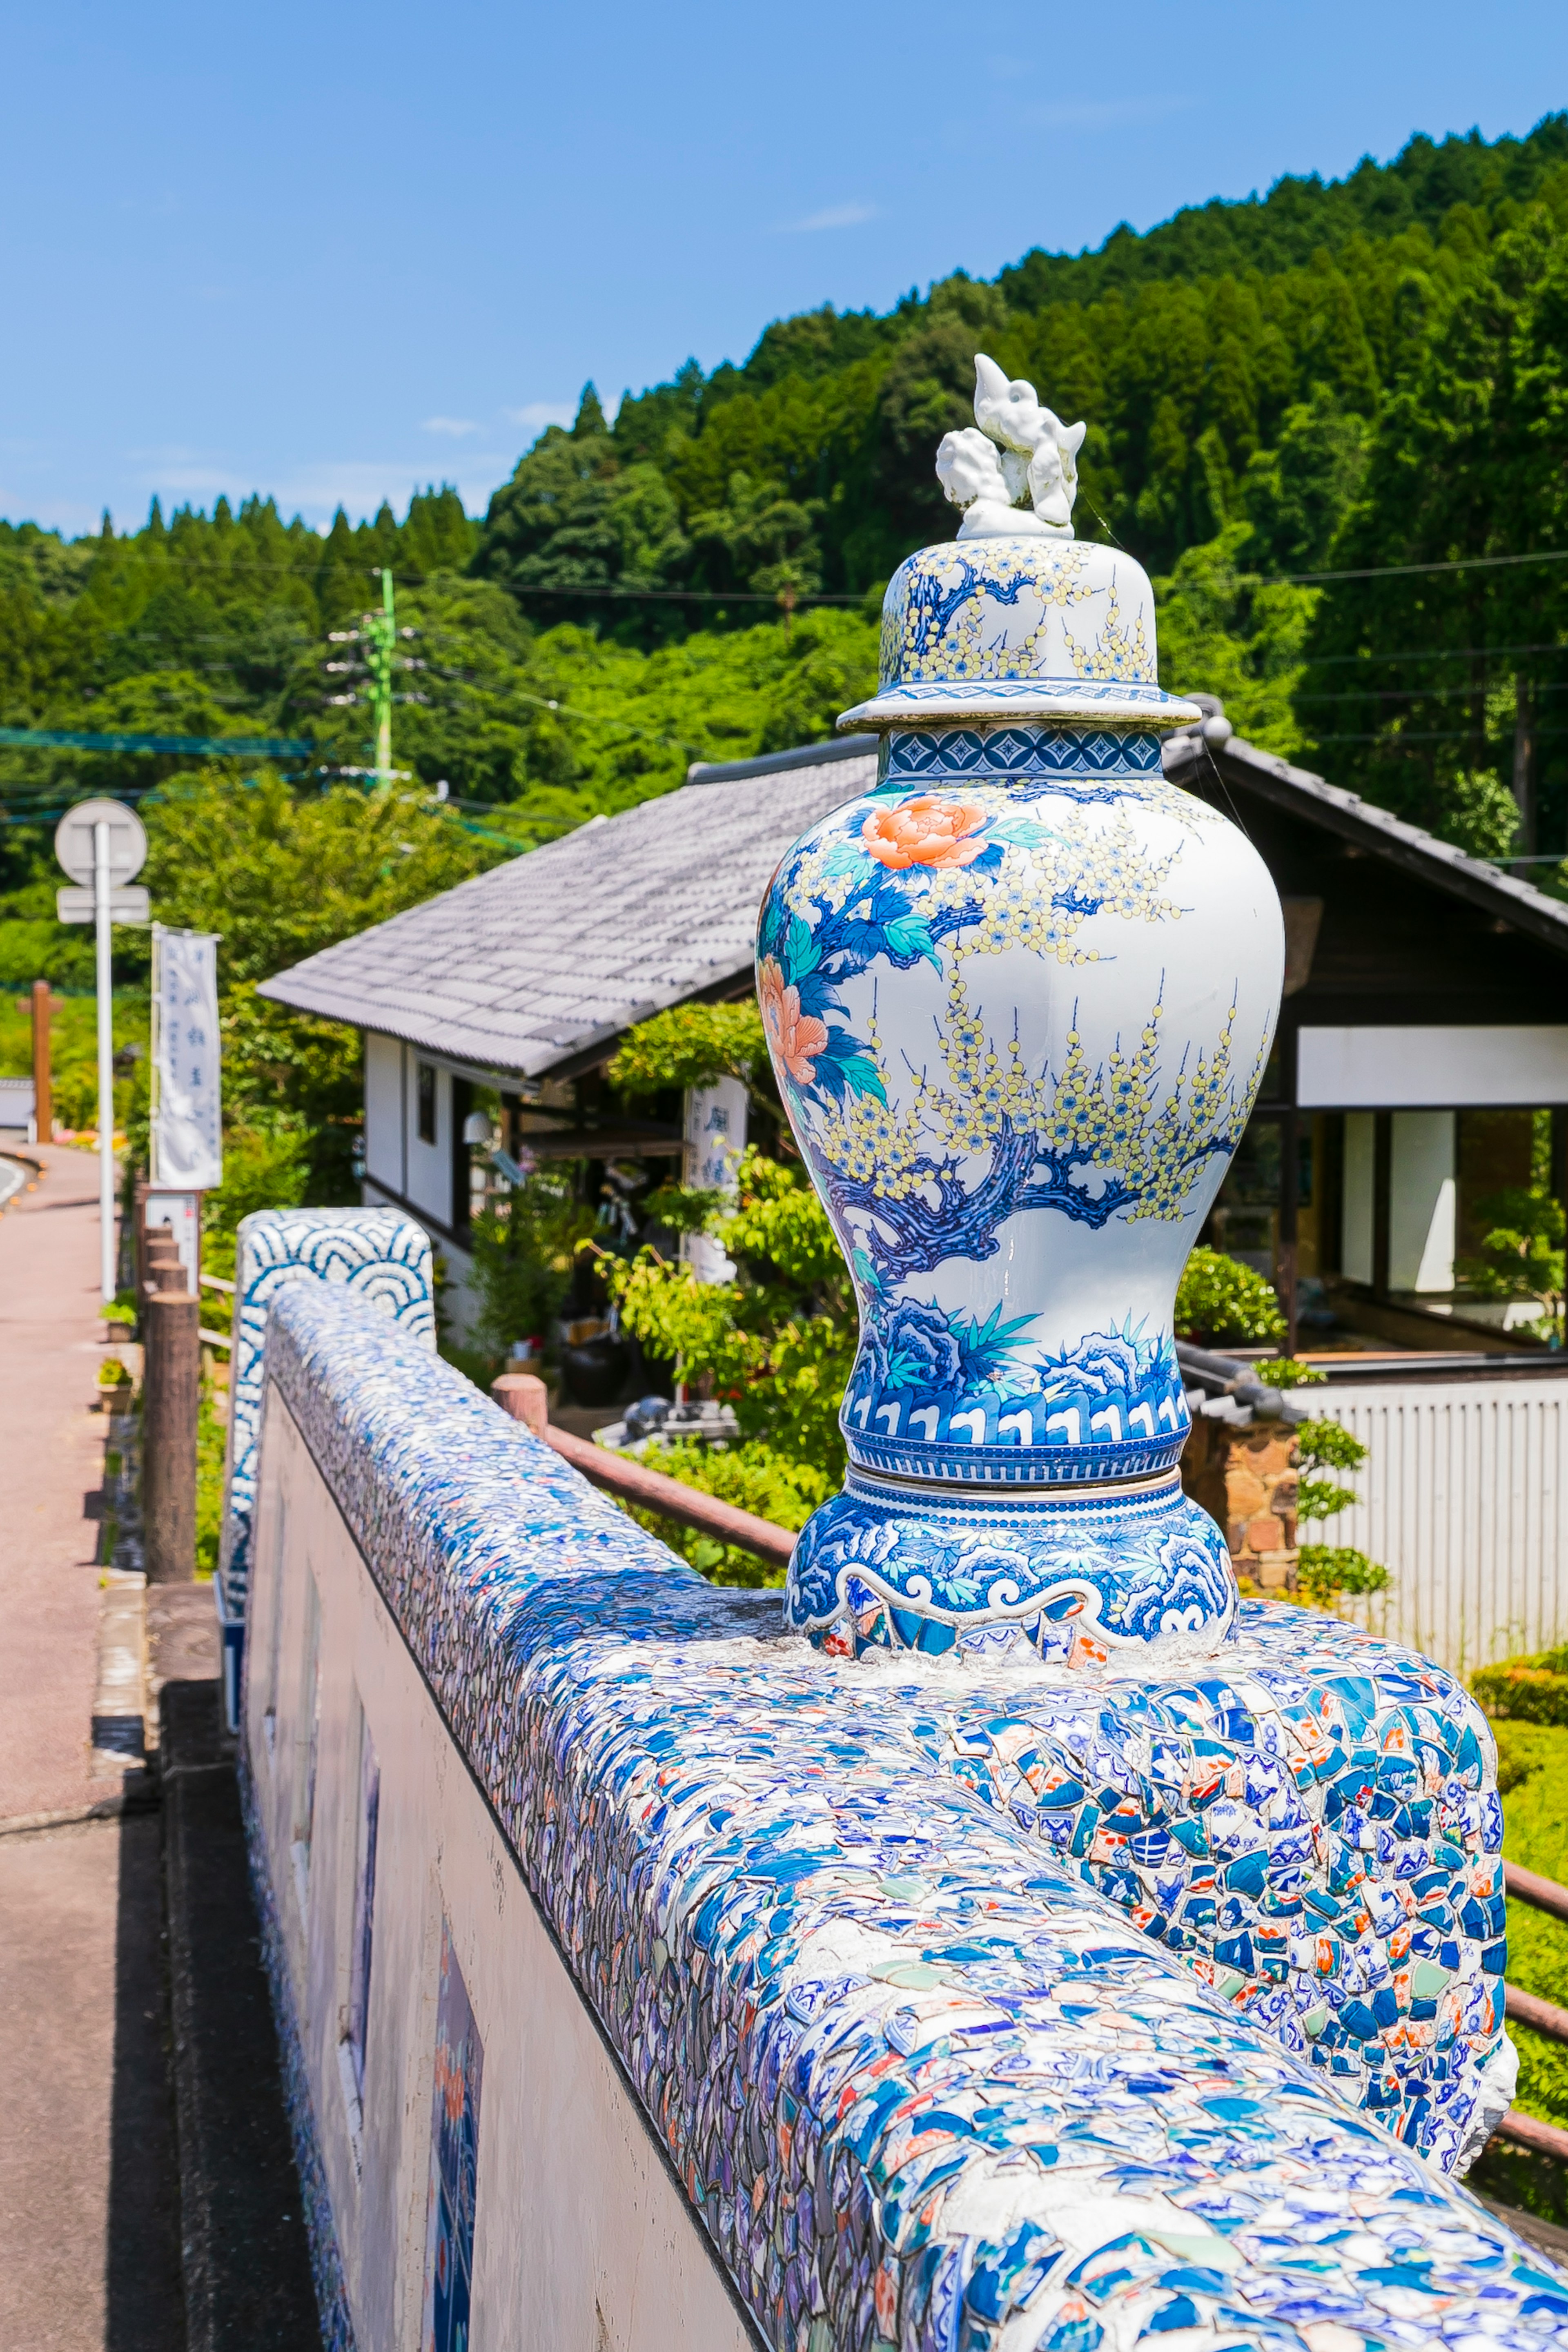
94;819;115;1302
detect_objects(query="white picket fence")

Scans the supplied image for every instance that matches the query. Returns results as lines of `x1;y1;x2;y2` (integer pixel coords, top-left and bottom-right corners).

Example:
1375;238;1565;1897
1312;1376;1568;1677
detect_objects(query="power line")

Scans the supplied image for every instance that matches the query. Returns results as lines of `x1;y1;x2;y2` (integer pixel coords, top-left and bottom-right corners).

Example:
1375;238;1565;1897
0;724;311;756
1263;546;1568;588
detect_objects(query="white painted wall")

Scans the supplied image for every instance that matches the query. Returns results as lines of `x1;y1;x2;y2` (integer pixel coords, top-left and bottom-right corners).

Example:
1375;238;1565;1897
245;1390;755;2352
1298;1024;1568;1108
405;1058;451;1229
1311;1376;1568;1675
1389;1111;1457;1293
363;1034;404;1200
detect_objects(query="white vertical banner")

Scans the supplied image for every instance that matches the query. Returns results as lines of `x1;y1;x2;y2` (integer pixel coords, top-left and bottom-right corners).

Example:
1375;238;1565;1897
681;1076;748;1285
151;926;223;1189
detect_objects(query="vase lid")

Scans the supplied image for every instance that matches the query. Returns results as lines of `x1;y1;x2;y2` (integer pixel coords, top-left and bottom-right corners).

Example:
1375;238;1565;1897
841;358;1201;733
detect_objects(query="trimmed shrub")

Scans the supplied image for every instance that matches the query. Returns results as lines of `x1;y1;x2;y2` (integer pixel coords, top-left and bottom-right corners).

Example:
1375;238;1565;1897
1474;1650;1568;1726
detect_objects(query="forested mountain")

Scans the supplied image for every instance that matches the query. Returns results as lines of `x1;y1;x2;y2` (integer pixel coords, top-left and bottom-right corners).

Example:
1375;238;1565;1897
3;107;1568;1004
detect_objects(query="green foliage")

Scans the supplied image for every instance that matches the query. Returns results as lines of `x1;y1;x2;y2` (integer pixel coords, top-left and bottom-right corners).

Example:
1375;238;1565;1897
608;1001;766;1100
1258;1356;1327;1389
0;989;146;1131
142;769;494;985
617;1438;832;1589
601;1145;853;1477
134;772;499;1265
1295;1545;1392;1607
464;1172;597;1371
1459;1185;1566;1341
1468;1713;1568;2222
194;1372;227;1581
1174;1245;1286;1345
1473;1647;1568;1726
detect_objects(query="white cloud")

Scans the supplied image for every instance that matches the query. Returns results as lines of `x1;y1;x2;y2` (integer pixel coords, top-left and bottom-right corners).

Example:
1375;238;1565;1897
783;201;878;233
422;415;480;437
501;400;575;436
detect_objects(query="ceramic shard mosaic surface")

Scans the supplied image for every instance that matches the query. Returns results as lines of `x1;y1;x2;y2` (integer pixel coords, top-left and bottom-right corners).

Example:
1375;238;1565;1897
219;1205;435;1623
247;1278;1560;2352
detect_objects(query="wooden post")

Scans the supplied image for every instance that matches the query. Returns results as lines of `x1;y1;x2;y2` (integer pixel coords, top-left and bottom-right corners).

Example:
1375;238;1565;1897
30;980;51;1145
143;1285;199;1582
492;1372;549;1436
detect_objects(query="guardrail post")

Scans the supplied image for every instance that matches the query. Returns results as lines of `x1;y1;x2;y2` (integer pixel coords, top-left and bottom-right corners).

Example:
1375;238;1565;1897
144;1276;199;1583
491;1372;549;1436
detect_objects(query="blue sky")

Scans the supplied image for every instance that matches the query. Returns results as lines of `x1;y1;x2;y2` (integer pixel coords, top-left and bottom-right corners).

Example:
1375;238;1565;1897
1;0;1564;537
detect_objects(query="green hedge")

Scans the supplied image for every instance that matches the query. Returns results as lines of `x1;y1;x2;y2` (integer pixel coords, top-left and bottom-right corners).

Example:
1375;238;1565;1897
1473;1649;1568;1726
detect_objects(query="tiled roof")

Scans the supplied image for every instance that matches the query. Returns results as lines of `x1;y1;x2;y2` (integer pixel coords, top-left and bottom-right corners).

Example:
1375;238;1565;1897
257;739;877;1079
260;713;1568;1085
1166;724;1568;956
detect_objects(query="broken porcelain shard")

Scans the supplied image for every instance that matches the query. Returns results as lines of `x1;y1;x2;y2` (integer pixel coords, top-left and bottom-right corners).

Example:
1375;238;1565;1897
758;364;1283;1662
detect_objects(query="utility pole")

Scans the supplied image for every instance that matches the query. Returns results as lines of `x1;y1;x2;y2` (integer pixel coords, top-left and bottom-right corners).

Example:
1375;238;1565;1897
324;566;425;791
30;980;52;1145
93;820;114;1300
366;566;396;787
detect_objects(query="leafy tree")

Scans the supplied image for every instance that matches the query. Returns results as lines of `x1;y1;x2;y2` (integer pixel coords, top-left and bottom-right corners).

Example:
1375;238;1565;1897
1459;1185;1566;1342
1174;1245;1288;1345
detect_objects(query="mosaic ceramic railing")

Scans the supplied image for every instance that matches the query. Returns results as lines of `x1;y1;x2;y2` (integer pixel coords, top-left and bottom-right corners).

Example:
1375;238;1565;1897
215;1206;434;1719
249;1275;1565;2352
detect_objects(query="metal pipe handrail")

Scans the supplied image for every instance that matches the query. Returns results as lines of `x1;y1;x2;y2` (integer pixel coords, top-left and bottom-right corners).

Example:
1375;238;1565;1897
541;1423;796;1572
1506;1860;1568;1926
1506;1985;1568;2043
1494;2108;1568;2161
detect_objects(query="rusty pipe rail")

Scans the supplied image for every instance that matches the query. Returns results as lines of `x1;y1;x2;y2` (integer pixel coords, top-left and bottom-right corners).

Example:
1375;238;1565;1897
1493;2109;1568;2162
541;1423;797;1572
1506;1860;1568;1927
489;1372;796;1572
1506;1984;1568;2043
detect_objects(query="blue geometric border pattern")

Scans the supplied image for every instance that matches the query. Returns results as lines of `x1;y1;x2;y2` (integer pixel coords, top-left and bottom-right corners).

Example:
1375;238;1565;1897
884;725;1164;780
239;1272;1550;2347
845;1409;1186;1486
238;1742;357;2352
217;1207;434;1625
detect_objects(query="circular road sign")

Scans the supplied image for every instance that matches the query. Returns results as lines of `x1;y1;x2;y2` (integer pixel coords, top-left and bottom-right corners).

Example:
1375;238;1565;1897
54;798;148;889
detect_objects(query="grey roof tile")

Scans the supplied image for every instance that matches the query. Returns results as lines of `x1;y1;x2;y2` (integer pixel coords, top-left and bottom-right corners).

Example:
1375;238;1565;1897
258;746;877;1077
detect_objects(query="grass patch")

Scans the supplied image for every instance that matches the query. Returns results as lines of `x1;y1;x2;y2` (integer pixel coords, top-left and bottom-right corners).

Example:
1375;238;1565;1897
1469;1720;1568;2223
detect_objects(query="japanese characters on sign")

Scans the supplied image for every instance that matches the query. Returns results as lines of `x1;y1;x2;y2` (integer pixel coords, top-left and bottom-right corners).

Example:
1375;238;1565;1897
151;926;223;1191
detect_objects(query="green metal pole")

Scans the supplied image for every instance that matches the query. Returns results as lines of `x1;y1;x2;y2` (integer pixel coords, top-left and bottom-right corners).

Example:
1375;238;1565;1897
376;566;394;785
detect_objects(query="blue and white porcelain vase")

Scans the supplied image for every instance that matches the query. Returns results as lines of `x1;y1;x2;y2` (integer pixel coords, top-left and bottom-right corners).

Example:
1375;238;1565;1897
757;357;1283;1667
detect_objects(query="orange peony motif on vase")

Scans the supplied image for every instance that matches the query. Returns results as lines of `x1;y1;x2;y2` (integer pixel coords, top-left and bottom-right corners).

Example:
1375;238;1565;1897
860;796;989;871
758;956;829;1086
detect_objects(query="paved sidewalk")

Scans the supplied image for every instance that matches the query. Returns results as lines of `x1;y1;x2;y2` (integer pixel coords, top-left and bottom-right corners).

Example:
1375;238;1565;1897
0;1143;122;1820
0;1147;186;2349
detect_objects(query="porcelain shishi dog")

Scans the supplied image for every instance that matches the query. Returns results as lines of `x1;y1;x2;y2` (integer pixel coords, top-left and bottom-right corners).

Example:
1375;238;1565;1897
937;353;1089;539
758;356;1280;1664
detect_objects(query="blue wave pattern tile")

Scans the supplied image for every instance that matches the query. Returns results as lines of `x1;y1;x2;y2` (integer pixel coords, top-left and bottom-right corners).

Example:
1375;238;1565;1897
249;1279;1563;2352
218;1206;434;1623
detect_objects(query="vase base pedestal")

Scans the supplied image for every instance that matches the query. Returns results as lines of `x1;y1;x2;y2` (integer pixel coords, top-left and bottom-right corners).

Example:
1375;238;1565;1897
786;1465;1237;1665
